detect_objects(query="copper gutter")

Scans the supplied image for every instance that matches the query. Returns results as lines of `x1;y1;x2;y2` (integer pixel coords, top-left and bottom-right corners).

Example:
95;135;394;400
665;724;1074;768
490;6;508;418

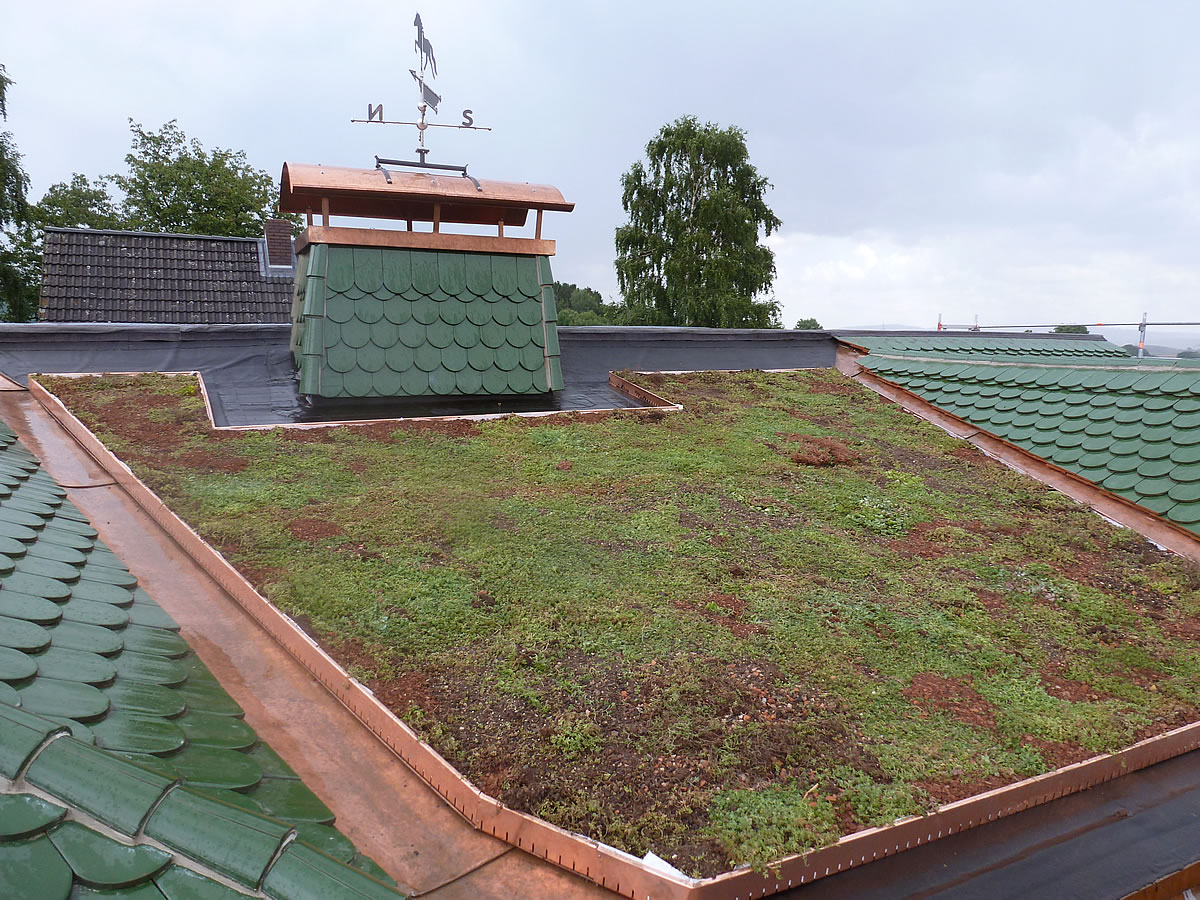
26;370;1200;898
835;345;1200;565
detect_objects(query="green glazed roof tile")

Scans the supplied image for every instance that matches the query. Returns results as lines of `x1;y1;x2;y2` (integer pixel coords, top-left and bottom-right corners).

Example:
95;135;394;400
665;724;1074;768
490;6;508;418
112;651;187;687
58;598;131;629
26;737;176;834
47;820;171;889
125;603;180;632
0;617;52;652
0;645;38;682
145;788;292;888
0;834;73;900
0;793;66;840
262;841;398;900
48;620;124;656
163;745;263;791
294;823;357;864
18;678;110;722
103;681;187;718
176;711;256;750
250;777;335;825
0;702;66;777
70;581;134;607
4;572;71;601
154;864;248;900
91;712;187;755
0;591;62;624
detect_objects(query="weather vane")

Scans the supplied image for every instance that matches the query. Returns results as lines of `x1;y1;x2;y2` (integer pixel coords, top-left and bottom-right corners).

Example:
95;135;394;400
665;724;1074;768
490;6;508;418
351;12;491;184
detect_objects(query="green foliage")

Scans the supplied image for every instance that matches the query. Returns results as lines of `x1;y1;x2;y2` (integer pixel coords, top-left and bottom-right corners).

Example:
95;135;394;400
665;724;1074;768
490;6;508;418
1053;324;1090;334
707;785;839;872
0;63;32;320
553;280;625;326
615;115;782;328
110;119;298;237
1179;349;1200;359
793;317;823;330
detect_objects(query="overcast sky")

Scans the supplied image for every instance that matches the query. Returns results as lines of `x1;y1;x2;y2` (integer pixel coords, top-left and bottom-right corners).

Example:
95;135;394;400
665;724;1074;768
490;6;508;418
4;0;1199;341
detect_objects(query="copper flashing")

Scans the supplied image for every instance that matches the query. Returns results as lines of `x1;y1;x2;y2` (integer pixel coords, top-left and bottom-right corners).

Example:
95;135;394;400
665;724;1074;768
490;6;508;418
294;225;556;257
26;371;1200;899
279;162;573;227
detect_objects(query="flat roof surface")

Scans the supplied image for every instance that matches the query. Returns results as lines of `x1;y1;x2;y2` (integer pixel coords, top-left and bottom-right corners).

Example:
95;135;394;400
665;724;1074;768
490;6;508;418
0;325;837;427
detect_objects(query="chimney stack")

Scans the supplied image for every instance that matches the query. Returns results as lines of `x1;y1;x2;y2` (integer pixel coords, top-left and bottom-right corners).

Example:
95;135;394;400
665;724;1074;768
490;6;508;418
264;219;294;268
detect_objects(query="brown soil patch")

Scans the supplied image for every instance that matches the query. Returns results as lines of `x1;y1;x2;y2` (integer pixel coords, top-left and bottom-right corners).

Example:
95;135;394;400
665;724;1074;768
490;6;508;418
672;593;765;637
1019;734;1097;769
1040;662;1108;703
288;517;345;542
903;673;998;730
774;434;860;466
915;774;1010;805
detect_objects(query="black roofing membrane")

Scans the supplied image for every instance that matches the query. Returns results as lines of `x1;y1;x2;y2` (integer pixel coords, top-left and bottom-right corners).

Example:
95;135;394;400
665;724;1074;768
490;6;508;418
0;325;837;427
782;746;1200;899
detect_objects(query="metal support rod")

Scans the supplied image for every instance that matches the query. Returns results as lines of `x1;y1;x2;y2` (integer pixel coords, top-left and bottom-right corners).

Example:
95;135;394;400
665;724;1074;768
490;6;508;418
1138;311;1147;360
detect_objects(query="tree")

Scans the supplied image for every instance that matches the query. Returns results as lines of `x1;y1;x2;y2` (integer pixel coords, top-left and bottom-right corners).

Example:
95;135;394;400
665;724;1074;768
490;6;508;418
614;116;782;328
1179;349;1200;359
0;63;33;320
1053;324;1089;334
110;120;295;237
553;281;625;326
1122;344;1140;357
793;317;823;330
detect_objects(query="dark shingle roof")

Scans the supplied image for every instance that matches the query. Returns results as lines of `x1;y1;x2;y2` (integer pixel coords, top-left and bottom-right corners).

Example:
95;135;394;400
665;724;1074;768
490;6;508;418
40;227;294;325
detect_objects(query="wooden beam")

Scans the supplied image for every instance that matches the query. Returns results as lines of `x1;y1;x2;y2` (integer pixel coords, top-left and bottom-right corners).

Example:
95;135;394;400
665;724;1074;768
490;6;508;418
432;202;440;234
296;225;556;257
497;218;504;238
321;197;330;227
535;208;543;240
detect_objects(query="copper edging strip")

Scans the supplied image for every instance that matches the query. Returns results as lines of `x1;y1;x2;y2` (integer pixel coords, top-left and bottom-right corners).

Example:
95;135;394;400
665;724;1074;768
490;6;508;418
296;225;556;257
28;374;1200;900
608;373;683;410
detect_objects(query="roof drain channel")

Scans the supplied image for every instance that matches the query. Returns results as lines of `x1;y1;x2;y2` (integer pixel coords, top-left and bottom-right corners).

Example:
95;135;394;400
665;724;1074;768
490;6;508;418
258;829;298;891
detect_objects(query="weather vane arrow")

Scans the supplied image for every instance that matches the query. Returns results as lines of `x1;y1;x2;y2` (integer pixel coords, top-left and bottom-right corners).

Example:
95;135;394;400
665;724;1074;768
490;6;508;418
351;10;491;171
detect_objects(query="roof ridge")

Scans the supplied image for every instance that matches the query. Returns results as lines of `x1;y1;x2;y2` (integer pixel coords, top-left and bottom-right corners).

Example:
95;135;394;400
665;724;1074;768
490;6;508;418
44;226;262;243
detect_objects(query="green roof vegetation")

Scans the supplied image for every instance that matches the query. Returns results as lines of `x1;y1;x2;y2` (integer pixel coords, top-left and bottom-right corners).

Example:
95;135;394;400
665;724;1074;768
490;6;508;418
40;370;1200;877
862;357;1200;532
0;418;403;898
292;246;563;398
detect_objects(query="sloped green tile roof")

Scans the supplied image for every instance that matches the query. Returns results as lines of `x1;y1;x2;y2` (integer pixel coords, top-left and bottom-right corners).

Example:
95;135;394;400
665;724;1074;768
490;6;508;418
0;421;404;899
293;245;563;398
846;334;1132;359
863;357;1200;532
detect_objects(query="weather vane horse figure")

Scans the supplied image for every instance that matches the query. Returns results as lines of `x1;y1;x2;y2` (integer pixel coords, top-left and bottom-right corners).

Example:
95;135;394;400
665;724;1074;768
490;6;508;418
414;13;437;78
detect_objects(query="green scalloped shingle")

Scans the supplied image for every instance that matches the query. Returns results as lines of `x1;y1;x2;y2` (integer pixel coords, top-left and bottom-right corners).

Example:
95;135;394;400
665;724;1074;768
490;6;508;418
862;355;1200;535
295;246;562;399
